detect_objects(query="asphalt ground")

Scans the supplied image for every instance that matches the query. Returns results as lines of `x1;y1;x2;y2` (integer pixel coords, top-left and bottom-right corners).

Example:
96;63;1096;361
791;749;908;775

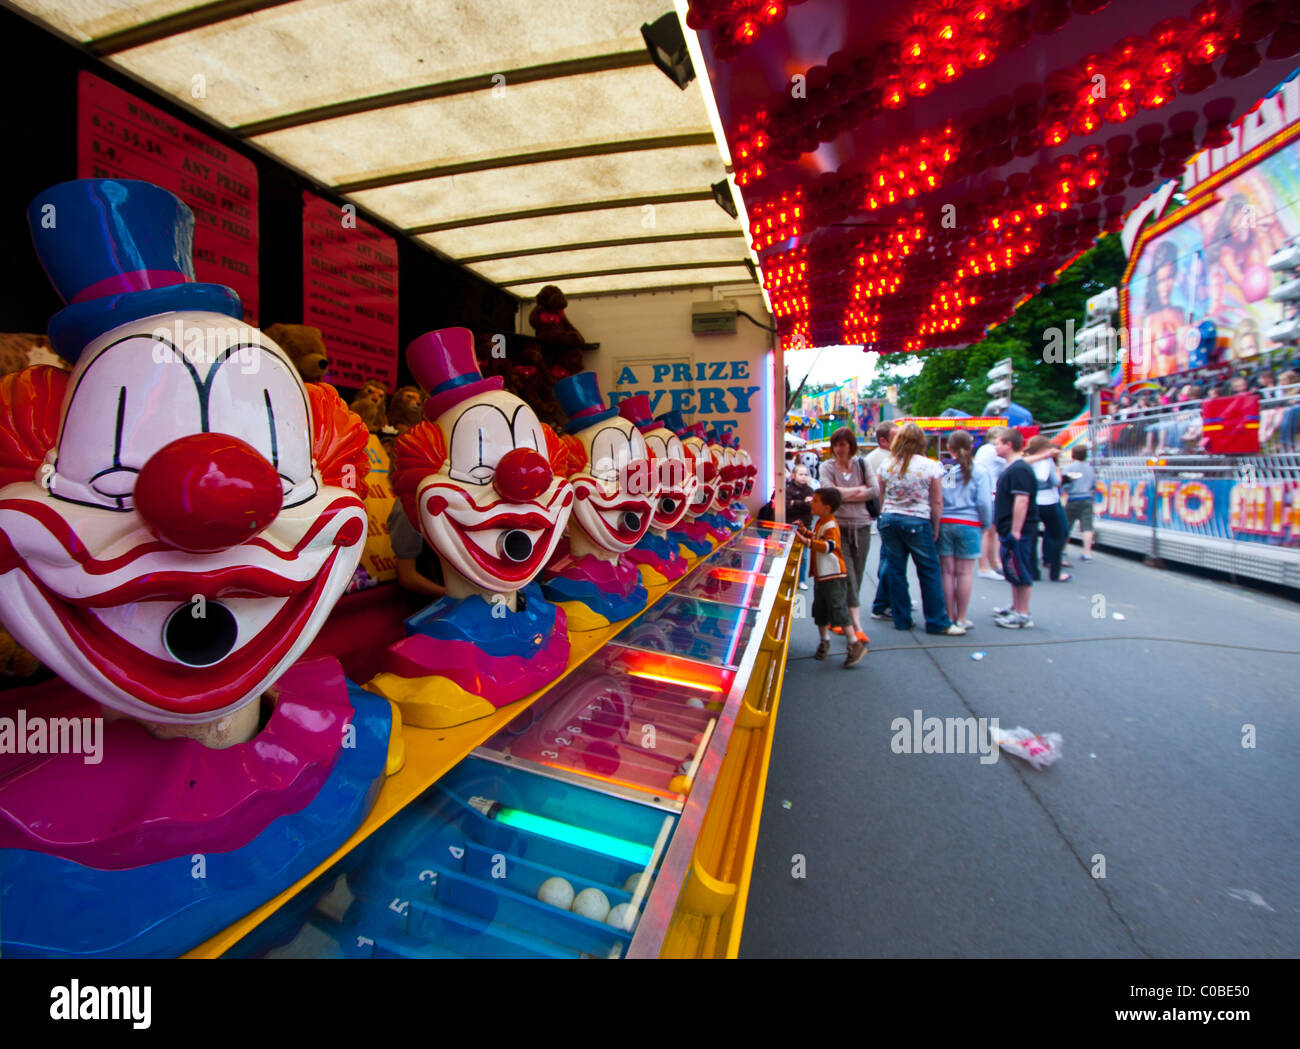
741;534;1300;958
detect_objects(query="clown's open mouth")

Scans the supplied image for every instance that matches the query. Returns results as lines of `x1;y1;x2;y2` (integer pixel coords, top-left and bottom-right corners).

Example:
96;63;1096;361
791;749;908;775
425;488;570;586
651;487;692;530
592;498;653;545
690;484;716;513
0;496;366;720
22;546;346;717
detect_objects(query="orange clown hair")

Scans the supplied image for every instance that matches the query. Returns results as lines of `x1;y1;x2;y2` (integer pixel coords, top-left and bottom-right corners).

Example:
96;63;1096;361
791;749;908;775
0;366;66;488
391;420;448;526
308;382;371;491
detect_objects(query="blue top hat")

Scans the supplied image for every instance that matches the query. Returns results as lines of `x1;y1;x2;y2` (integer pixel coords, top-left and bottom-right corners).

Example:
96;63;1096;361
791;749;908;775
27;179;243;363
555;371;617;433
704;427;720;446
656;410;689;437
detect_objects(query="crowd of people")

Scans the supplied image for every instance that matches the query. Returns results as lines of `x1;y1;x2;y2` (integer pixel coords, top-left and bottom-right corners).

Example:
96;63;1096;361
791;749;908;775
788;422;1098;660
1107;365;1300;455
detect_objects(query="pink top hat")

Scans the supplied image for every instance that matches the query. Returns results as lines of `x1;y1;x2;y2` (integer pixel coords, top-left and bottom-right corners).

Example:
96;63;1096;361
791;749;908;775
617;394;658;434
407;328;504;422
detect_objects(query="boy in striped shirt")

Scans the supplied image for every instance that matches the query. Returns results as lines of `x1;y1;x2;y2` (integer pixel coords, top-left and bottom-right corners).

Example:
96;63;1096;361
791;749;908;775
796;487;867;668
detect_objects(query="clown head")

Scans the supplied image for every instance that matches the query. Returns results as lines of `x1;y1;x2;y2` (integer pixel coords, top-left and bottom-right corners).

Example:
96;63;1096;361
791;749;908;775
0;179;369;732
618;395;696;534
678;422;717;519
553;373;657;560
391;329;573;601
705;429;734;513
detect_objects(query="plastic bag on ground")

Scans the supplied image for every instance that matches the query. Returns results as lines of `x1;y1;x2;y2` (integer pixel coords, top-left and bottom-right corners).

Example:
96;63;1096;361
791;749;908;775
994;726;1063;770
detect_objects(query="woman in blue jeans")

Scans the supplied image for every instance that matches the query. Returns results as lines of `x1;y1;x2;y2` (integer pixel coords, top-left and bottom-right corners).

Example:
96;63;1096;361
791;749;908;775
875;423;965;635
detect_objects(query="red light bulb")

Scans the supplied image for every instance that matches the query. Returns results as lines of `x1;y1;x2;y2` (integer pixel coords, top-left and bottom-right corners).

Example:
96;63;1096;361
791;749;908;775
733;18;761;45
933;16;961;43
1188;31;1228;64
907;70;935;96
1104;97;1136;123
965;37;996;68
1043;121;1070;146
1139;81;1175;109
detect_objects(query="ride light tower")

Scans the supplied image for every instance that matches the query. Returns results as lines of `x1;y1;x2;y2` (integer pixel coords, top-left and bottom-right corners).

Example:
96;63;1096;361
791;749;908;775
1073;287;1119;435
984;358;1013;415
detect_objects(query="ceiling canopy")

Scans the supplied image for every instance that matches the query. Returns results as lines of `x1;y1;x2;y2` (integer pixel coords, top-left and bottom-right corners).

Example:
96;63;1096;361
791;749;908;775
689;0;1300;350
17;0;757;302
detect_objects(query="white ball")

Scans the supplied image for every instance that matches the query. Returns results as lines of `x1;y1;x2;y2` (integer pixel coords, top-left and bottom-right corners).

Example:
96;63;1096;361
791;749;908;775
607;903;634;930
623;872;650;895
571;887;611;922
685;697;705;708
537;876;575;910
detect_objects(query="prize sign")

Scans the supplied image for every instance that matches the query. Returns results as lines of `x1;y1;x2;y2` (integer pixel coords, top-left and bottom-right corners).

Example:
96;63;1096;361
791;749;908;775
302;191;399;391
77;72;259;324
608;358;762;437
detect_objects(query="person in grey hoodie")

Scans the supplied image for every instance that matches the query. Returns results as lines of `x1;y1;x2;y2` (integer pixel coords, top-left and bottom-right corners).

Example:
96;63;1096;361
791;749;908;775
1060;444;1098;561
938;430;993;629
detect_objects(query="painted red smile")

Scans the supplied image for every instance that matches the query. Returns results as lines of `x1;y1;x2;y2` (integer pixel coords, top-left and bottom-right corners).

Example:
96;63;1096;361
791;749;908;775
0;497;365;717
424;483;571;585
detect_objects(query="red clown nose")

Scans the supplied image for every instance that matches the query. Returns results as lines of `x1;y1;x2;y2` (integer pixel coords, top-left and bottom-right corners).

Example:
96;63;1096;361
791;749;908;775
494;447;552;502
135;433;283;553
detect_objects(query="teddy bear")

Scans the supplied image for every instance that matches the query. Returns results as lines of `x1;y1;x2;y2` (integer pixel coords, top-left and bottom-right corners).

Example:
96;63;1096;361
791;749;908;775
264;323;331;384
528;285;586;348
349;379;389;431
0;332;69;378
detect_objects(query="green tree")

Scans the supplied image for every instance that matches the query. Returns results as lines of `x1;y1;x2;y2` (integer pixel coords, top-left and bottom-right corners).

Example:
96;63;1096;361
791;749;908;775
890;233;1125;423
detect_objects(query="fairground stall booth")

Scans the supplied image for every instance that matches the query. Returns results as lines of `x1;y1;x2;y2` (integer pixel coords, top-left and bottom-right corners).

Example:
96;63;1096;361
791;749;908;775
0;1;792;961
1073;68;1300;589
4;0;1300;960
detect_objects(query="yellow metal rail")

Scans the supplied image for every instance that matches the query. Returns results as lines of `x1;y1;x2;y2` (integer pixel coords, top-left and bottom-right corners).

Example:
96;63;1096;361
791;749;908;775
660;551;798;958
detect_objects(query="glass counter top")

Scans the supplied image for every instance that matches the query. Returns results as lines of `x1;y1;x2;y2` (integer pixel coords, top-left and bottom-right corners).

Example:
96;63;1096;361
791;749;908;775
611;594;758;668
672;557;769;608
480;645;732;800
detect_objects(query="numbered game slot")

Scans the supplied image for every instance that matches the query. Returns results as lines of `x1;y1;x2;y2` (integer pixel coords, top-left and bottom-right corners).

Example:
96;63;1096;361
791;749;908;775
237;758;674;959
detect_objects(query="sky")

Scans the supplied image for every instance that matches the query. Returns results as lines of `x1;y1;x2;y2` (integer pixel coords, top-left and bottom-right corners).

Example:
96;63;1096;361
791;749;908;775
784;345;924;391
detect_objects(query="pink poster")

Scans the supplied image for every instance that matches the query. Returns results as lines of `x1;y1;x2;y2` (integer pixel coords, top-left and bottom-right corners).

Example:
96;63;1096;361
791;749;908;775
302;191;400;391
76;72;259;324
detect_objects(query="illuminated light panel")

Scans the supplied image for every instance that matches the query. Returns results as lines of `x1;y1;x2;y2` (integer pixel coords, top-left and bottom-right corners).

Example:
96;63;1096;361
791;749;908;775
484;801;655;866
708;566;764;585
628;670;725;694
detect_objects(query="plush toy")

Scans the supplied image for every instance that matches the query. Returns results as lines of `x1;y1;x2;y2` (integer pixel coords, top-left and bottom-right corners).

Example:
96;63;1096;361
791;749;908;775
367;328;575;728
528;284;586;348
540;372;659;630
0;178;397;959
0;332;69;378
617;395;696;583
349;379;389;431
388;385;424;433
264;322;331;384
